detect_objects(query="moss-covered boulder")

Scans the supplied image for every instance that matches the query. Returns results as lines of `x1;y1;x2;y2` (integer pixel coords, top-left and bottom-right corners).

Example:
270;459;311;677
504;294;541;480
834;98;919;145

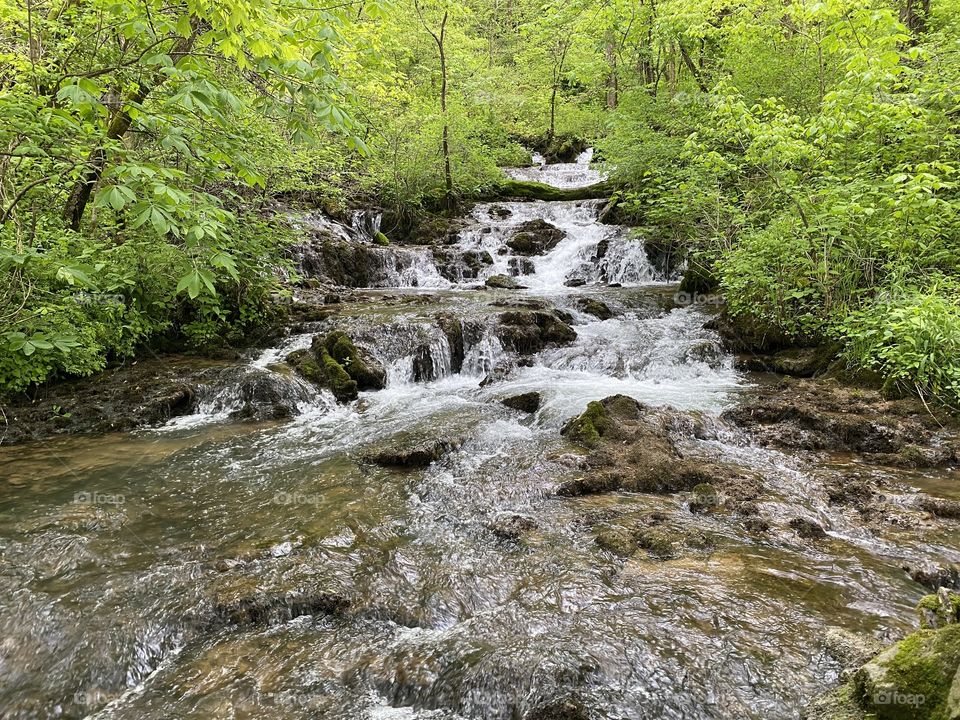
287;331;385;403
506;219;566;255
918;590;960;630
853;624;960;720
319;331;386;391
561;400;615;448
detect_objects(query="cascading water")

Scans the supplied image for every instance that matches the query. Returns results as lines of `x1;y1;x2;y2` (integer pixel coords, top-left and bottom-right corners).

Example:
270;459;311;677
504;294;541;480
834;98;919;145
1;150;950;720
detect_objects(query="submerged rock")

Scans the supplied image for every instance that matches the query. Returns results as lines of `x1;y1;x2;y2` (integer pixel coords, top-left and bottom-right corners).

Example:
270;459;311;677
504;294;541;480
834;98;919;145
365;437;462;468
502;391;542;413
524;697;591;720
789;517;829;541
487;513;538;541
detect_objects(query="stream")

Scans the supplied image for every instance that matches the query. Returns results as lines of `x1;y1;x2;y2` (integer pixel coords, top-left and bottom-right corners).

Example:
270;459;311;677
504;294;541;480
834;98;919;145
1;152;953;719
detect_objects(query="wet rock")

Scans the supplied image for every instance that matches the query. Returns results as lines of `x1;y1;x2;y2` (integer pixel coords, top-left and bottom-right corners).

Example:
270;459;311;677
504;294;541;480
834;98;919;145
436;313;466;374
319;331;386;391
575;298;613;320
480;363;518;387
905;562;960;591
209;587;349;629
0;355;228;445
507;219;566;255
365;437;462;468
502;392;542;413
742;346;839;378
524;697;591;720
743;517;771;533
231;370;300;420
823;628;887;677
595;527;636;556
509;257;536;276
489;204;512;219
721;378;958;461
853;624;960;720
487;513;538;541
558;396;757;499
917;589;960;630
564;277;587;287
918;495;960;520
290;237;380;287
633;528;677;559
496;311;577;355
790;517;829;540
689;483;719;514
486;274;526;289
593;239;609;260
705;309;794;354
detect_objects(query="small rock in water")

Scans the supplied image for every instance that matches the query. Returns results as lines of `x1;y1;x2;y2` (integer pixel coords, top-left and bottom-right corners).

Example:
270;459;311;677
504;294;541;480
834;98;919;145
688;483;719;514
904;561;960;591
365;437;463;468
489;204;512;219
486;274;526;289
575;297;613;320
487;513;538;541
564;277;587;287
502;392;541;413
525;697;591;720
595;527;636;557
789;517;828;540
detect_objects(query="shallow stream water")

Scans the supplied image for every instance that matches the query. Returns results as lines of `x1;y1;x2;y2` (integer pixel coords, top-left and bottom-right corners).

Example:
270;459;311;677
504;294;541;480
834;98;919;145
1;152;954;719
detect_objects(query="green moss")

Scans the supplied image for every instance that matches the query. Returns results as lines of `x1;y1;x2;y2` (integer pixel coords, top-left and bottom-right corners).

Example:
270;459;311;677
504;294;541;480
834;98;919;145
322;331;384;390
917;592;960;630
595;527;637;556
373;231;390;246
633;528;676;559
855;625;960;720
562;400;612;448
319;347;358;402
487;179;612;202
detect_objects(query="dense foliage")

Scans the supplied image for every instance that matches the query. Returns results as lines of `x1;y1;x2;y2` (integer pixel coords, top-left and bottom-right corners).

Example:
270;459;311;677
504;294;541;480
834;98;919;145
3;0;960;406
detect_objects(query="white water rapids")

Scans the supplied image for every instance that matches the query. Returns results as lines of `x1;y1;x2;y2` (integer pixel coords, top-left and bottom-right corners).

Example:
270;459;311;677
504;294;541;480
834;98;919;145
0;151;948;720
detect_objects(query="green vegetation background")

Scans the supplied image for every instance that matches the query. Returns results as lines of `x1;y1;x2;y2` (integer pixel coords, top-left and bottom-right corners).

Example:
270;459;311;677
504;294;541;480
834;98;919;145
2;0;958;406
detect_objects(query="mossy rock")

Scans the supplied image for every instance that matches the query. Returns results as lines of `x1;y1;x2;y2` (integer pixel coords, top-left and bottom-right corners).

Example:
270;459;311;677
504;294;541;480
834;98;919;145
562;400;613;448
595;526;637;556
321;331;386;391
632;528;676;559
853;624;960;720
373;231;390;246
318;347;358;402
918;591;960;630
689;482;719;513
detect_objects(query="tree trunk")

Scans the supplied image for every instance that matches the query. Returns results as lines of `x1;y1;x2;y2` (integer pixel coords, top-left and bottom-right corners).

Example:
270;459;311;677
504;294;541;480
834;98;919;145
605;32;618;109
679;42;708;93
62;27;198;230
437;12;453;203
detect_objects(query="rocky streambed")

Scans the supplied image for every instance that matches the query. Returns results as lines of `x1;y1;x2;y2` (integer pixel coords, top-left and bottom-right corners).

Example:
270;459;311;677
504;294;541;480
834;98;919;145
2;152;960;720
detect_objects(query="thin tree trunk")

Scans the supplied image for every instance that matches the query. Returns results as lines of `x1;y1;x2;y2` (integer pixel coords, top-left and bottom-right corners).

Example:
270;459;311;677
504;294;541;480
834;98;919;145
605;31;618;109
438;12;452;202
63;27;197;230
679;42;708;93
